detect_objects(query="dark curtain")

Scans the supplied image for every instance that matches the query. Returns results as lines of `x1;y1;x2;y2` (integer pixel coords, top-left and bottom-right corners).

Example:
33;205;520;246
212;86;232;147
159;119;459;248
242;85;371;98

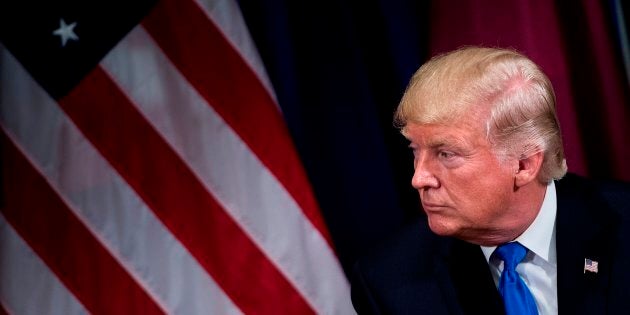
237;0;630;276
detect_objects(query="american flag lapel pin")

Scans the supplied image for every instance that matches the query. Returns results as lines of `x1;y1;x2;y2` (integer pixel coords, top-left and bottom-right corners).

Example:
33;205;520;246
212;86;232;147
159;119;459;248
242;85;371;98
584;258;599;274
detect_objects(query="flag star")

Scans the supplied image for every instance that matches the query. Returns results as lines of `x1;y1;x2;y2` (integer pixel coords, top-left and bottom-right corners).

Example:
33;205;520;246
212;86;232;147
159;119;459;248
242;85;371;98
53;19;79;47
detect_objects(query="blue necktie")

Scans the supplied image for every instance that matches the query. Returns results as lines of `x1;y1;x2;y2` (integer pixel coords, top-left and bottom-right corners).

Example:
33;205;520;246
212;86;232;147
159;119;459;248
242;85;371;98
495;242;539;315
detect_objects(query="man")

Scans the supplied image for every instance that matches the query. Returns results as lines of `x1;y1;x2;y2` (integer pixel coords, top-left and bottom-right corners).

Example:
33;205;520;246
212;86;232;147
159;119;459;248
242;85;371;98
350;47;630;314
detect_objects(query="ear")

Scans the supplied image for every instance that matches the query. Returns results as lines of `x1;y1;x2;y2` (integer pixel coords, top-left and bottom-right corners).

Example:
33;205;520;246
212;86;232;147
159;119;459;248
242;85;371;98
515;151;544;187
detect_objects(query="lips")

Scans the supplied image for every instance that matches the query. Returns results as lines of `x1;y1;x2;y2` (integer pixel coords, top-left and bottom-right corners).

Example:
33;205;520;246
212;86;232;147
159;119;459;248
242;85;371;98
421;202;446;211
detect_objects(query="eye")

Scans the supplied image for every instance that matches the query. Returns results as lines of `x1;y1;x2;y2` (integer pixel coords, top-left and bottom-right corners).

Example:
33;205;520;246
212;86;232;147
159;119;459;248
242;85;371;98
438;151;455;159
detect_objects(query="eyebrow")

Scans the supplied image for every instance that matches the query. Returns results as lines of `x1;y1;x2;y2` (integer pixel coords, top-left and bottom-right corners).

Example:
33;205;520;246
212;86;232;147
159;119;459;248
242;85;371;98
402;128;474;150
404;134;464;146
425;136;471;150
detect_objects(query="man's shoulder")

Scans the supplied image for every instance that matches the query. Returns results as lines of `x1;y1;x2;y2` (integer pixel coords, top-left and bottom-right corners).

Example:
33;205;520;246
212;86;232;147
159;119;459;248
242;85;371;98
556;173;630;216
350;218;457;314
353;217;444;274
557;172;630;193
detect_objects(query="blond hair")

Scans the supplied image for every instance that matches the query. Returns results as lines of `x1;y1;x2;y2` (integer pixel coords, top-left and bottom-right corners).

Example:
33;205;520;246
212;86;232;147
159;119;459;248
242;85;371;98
395;46;567;183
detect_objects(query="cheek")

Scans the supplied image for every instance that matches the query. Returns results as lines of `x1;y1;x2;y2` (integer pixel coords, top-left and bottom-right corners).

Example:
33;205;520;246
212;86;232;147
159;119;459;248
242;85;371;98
448;168;513;217
472;179;513;218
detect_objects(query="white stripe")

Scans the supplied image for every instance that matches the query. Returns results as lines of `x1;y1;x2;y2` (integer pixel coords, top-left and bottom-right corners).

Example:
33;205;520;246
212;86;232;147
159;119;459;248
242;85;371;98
0;214;89;315
0;46;243;315
101;26;354;315
194;0;279;105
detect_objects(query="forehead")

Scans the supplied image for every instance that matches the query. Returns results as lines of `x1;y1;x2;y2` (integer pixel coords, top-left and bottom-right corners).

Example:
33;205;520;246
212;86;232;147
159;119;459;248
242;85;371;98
403;115;489;147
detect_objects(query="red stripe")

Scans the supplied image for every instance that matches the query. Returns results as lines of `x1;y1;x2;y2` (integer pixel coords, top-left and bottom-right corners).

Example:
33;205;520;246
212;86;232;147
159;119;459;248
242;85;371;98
141;0;334;248
0;130;164;315
0;302;8;315
58;67;316;314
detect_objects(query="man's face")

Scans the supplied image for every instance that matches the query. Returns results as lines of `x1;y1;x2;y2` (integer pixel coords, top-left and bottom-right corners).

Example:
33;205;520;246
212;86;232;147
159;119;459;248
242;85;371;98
404;116;520;245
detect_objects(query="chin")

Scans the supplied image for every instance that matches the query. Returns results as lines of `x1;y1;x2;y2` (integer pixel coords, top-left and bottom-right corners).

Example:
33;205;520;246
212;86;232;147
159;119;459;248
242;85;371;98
426;217;458;237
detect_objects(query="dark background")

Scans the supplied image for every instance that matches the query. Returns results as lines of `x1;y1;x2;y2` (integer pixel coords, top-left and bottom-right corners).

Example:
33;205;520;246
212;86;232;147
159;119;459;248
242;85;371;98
237;0;630;276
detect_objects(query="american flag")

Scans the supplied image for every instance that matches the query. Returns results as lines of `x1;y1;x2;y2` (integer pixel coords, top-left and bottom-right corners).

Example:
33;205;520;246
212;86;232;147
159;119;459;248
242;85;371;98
0;0;352;314
584;258;599;274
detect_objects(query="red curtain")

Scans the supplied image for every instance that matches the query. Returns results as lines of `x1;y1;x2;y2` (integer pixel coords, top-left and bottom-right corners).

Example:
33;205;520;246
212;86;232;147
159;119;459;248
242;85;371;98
428;0;630;181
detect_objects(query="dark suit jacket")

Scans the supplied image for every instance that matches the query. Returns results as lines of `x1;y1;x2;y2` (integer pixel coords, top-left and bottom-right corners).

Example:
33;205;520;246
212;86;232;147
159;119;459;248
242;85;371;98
351;174;630;314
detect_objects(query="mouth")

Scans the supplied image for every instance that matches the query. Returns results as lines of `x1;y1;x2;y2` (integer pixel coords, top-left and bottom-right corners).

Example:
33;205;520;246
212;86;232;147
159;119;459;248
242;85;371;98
421;202;447;212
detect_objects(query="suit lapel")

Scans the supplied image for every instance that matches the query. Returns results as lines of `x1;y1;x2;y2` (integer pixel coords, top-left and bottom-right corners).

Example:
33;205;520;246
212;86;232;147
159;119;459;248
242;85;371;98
555;176;617;314
440;239;504;315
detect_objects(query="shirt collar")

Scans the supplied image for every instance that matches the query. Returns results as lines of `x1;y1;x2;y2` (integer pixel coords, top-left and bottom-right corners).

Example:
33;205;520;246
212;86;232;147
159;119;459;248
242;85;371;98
480;181;557;265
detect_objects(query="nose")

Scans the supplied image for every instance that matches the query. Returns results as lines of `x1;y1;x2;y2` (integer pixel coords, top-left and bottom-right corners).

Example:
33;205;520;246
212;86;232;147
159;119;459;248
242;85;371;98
411;154;439;190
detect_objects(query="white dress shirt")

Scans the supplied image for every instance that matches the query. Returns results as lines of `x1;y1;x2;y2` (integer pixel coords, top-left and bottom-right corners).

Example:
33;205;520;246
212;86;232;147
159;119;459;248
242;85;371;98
480;181;558;315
